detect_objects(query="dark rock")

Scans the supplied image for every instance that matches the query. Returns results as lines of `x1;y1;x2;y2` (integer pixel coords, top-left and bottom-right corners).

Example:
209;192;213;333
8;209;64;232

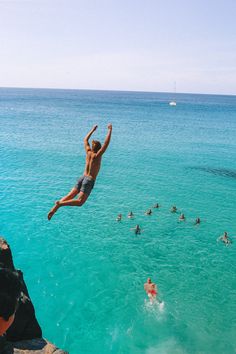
0;238;68;354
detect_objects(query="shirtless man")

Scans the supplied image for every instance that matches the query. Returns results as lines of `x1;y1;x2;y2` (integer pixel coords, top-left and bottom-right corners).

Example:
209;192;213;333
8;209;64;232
48;124;112;220
144;278;158;302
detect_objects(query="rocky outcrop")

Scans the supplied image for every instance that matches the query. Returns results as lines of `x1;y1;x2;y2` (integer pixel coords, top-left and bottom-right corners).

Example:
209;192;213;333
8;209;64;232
0;238;68;354
1;338;68;354
3;338;68;353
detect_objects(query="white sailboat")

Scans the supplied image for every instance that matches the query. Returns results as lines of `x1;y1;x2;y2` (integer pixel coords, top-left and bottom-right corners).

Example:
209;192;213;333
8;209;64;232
169;82;177;106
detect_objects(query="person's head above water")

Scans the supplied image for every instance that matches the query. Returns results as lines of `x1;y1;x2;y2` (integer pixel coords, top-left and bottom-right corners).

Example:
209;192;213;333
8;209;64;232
0;268;22;335
147;277;152;284
92;140;101;153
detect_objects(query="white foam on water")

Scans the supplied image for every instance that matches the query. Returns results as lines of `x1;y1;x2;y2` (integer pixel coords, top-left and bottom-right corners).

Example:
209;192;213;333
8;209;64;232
144;298;165;320
126;320;134;337
145;338;187;354
110;327;119;343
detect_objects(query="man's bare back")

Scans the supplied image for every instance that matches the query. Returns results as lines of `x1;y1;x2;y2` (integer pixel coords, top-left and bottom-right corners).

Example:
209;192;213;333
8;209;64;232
84;150;102;180
47;124;112;220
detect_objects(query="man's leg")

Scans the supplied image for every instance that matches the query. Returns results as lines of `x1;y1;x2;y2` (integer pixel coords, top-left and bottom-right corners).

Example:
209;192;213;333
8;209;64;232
59;187;79;202
57;191;88;208
48;191;89;220
47;187;79;220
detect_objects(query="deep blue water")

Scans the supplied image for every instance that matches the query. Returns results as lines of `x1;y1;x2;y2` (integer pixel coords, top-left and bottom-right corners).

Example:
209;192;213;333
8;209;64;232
0;88;236;353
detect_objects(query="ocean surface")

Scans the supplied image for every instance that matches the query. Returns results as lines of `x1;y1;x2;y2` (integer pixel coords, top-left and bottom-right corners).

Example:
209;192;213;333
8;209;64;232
0;88;236;354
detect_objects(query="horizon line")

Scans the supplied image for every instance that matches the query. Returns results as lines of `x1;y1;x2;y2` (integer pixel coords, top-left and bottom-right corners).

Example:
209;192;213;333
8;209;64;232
0;85;235;97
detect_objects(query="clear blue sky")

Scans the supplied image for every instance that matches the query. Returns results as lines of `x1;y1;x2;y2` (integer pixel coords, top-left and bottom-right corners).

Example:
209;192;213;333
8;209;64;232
0;0;235;94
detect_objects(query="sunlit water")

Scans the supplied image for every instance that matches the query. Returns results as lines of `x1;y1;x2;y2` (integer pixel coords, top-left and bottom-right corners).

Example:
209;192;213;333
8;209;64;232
0;88;236;353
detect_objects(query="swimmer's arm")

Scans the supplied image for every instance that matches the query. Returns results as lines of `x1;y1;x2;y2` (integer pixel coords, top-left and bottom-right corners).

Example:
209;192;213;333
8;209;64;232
96;124;112;157
84;125;98;152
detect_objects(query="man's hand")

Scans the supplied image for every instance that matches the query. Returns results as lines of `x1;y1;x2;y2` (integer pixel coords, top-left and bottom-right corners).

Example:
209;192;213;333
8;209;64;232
84;125;98;151
108;123;112;130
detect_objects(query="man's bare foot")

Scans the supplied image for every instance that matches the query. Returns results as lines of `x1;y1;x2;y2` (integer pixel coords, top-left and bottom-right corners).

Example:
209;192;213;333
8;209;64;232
47;201;60;221
47;210;54;221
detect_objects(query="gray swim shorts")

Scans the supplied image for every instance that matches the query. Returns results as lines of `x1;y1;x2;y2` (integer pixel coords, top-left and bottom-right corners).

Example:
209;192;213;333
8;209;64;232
74;175;95;196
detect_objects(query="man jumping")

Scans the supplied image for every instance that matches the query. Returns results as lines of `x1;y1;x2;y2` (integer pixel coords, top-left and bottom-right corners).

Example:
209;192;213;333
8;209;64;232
47;124;112;220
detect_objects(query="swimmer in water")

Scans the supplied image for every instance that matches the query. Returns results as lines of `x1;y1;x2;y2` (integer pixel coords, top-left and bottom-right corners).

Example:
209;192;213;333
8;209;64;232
131;225;141;235
218;231;232;246
179;213;185;221
128;211;134;219
116;214;122;221
145;209;152;215
153;203;160;209
170;205;177;213
144;278;158;302
195;217;201;225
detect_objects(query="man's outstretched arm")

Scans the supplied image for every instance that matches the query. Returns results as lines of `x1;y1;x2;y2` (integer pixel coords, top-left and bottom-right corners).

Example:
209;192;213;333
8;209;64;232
96;124;112;156
84;125;97;152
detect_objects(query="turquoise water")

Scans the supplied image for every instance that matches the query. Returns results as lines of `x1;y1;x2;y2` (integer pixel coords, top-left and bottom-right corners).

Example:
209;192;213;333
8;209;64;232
0;88;236;354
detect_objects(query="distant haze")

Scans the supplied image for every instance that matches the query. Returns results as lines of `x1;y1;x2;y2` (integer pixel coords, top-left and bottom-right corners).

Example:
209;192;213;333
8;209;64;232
0;0;235;95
